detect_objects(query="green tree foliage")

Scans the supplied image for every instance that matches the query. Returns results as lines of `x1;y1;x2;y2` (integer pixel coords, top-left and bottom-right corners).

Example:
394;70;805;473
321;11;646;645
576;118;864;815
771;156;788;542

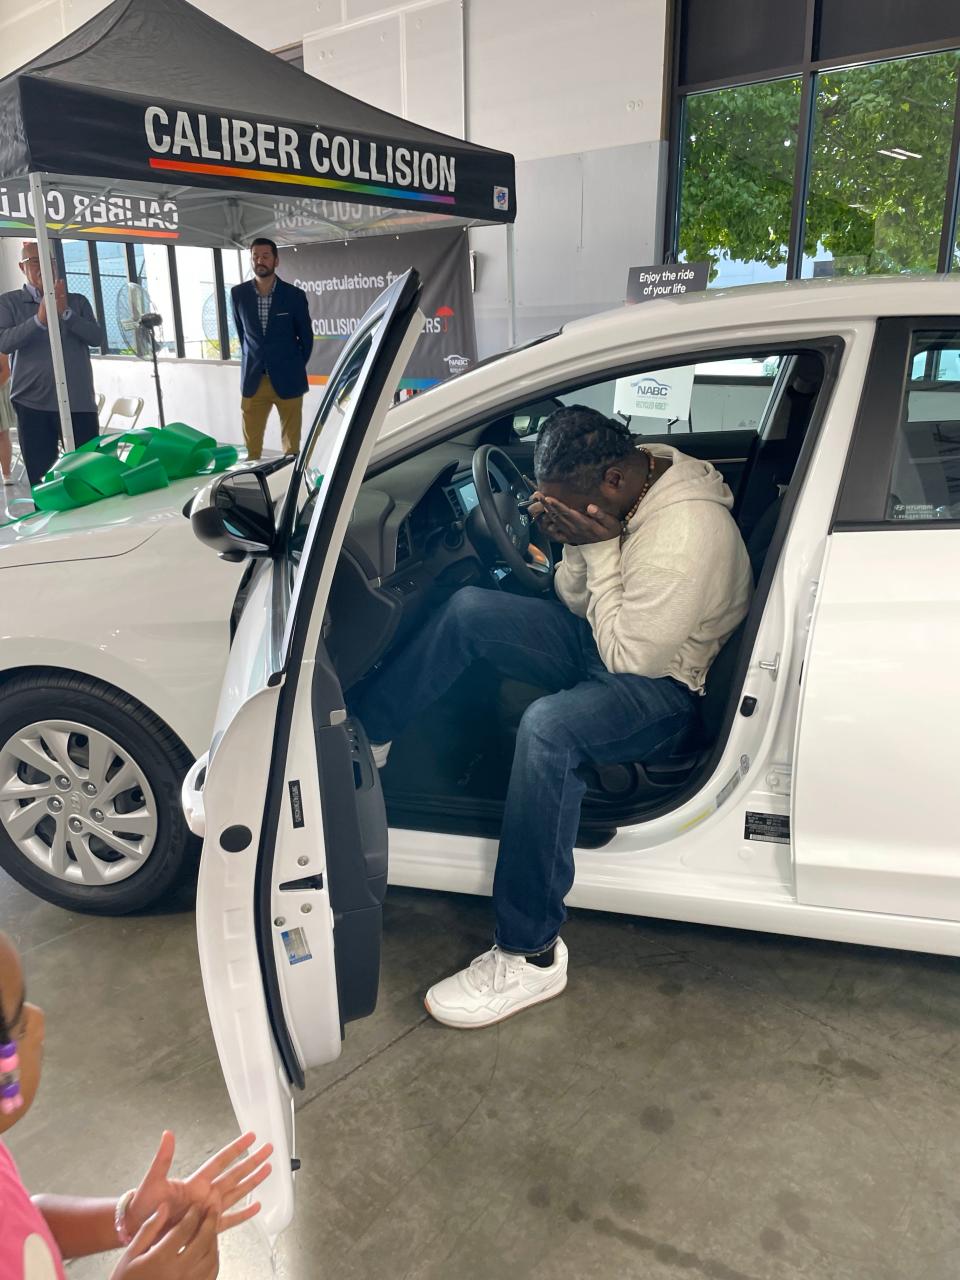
679;52;960;278
679;78;800;275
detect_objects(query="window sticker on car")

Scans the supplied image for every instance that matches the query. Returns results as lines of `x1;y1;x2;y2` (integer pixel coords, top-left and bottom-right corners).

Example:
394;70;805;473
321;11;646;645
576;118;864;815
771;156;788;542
281;927;313;966
744;812;790;845
288;779;305;828
889;502;938;520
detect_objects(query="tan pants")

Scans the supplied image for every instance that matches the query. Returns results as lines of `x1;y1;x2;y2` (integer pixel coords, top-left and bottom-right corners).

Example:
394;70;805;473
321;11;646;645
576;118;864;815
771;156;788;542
241;375;303;459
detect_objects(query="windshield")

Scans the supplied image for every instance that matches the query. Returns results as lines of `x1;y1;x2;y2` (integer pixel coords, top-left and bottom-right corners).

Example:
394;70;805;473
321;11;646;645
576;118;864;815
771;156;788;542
284;325;377;565
390;328;561;410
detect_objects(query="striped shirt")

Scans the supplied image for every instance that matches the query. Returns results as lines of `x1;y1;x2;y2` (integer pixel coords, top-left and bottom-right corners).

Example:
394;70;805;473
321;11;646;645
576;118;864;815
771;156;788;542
256;278;276;333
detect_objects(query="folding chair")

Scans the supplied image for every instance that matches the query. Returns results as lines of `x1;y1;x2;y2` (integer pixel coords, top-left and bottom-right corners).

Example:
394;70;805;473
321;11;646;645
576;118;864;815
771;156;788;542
7;425;26;485
103;396;145;432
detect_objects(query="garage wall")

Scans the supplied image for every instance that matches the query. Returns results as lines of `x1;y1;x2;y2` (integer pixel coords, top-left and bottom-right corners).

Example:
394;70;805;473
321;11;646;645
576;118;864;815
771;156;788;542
300;0;669;354
0;0;668;154
476;140;667;354
0;0;670;436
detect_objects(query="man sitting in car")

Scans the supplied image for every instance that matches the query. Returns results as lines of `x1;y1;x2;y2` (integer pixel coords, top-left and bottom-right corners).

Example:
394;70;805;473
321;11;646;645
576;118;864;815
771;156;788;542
353;406;753;1028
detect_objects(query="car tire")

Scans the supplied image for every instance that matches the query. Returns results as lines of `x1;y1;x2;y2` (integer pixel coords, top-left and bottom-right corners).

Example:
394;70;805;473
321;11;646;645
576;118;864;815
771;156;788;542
0;672;198;915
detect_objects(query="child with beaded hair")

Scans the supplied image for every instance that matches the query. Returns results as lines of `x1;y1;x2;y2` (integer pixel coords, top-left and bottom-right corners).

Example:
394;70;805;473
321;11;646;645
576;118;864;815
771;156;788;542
0;931;272;1278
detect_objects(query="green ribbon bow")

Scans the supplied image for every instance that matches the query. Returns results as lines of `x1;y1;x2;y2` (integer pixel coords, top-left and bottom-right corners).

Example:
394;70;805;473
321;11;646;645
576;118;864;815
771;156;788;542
27;422;239;513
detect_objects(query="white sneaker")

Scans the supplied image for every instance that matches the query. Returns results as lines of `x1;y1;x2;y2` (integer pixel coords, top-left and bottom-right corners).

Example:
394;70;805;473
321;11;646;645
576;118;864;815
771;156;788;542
425;939;568;1029
370;741;392;769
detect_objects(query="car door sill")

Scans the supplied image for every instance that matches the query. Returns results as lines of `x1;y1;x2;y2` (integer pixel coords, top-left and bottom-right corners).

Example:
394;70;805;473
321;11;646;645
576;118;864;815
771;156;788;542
384;793;616;848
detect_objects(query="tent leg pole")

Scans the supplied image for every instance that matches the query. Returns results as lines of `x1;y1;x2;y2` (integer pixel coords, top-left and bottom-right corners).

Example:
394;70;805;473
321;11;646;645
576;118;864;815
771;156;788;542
29;173;75;455
460;0;469;141
506;223;517;349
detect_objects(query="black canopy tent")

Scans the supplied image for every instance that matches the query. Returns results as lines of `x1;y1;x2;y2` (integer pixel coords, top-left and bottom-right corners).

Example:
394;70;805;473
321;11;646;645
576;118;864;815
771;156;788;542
0;0;516;446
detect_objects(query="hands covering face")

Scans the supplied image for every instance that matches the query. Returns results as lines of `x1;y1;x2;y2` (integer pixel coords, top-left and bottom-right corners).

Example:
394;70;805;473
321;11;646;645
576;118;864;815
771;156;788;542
526;492;621;545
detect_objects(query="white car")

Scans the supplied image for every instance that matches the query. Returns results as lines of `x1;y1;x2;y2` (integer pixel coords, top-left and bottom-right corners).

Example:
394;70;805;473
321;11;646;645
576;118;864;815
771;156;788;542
0;271;956;950
179;270;960;1241
0;471;248;910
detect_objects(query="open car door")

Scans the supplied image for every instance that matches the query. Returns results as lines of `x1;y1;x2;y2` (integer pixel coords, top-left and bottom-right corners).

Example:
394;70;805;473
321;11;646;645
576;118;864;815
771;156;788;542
188;271;423;1243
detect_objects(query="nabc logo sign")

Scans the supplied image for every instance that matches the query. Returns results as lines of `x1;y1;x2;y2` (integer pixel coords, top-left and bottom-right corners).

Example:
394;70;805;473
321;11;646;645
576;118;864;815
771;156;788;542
629;376;671;398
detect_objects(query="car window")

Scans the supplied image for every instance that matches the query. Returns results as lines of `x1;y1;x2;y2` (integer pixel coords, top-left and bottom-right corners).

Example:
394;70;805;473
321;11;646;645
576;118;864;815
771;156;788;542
888;330;960;521
288;330;374;565
509;352;783;441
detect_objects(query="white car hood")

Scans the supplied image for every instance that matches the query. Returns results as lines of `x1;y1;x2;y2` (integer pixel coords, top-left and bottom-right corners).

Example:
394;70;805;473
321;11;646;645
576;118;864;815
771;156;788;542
0;473;215;567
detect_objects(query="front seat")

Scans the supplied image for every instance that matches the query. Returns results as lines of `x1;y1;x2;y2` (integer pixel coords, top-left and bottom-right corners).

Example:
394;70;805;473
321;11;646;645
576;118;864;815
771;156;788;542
498;493;783;805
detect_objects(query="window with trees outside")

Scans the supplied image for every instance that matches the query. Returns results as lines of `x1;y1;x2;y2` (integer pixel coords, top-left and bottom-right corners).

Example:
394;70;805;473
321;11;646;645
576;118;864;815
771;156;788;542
803;52;960;277
679;78;801;287
671;2;960;285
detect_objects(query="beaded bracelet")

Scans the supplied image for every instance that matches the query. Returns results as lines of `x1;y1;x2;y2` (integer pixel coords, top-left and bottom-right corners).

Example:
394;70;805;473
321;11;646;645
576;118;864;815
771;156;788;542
0;1041;22;1115
115;1188;136;1247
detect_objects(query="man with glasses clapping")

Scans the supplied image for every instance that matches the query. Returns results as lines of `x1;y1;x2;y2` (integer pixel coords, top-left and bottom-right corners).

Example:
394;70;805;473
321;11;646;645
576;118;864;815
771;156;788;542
0;242;103;486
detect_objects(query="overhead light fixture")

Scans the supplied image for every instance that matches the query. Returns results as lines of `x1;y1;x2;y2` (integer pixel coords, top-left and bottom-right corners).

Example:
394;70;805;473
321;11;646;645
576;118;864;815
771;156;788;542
893;147;922;159
877;149;904;158
877;147;922;160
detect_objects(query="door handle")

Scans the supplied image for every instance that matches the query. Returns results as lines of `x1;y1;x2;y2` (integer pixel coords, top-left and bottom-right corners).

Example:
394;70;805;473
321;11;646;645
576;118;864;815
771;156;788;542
759;655;780;677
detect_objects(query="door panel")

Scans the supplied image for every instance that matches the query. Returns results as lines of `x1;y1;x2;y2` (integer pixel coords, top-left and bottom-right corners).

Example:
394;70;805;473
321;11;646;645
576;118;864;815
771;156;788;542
194;271;424;1244
795;319;960;923
794;529;960;920
195;683;303;1242
315;701;388;1024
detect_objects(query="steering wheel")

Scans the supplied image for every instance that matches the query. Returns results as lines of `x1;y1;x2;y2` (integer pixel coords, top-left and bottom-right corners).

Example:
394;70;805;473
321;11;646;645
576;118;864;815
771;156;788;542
471;445;555;593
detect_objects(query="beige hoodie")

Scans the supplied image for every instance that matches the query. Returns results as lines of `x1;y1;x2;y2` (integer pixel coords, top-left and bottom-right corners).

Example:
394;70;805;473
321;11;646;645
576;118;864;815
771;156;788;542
554;444;753;692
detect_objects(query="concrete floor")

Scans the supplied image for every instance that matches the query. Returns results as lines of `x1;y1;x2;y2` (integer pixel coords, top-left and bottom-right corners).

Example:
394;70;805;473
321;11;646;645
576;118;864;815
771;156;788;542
2;870;959;1280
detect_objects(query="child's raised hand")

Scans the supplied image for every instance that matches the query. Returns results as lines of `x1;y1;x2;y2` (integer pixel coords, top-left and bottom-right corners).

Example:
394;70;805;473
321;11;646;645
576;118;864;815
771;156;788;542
126;1131;273;1240
111;1202;220;1279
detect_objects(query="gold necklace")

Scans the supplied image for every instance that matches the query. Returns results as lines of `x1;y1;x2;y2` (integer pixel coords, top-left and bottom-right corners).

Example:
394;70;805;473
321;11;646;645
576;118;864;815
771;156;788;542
620;449;655;543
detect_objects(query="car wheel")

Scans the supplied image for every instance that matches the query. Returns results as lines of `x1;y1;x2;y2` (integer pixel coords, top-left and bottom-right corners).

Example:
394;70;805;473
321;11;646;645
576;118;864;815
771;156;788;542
0;672;198;914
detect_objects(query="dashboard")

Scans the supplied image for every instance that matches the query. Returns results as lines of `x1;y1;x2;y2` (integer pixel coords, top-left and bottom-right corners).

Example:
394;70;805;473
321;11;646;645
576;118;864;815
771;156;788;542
327;440;517;689
445;476;481;518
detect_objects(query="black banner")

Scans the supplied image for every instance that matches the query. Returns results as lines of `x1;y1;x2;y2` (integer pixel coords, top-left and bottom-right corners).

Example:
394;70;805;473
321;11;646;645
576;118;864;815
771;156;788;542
292;229;476;392
0;177;473;248
18;80;514;227
0;178;189;244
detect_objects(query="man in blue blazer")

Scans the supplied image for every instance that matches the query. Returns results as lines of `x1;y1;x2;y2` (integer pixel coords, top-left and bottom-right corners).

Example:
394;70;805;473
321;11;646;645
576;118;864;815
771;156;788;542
231;239;314;459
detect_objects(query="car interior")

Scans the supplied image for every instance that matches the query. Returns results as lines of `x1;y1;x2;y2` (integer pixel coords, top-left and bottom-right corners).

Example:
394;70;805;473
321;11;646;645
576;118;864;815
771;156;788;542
327;343;838;846
888;336;960;520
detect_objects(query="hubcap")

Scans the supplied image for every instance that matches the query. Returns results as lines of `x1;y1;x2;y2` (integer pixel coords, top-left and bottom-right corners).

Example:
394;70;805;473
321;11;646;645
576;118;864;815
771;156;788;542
0;720;158;887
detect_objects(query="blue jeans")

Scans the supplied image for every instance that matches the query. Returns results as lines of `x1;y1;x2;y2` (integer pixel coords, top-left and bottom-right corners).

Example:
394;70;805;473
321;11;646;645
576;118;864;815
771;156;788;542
352;586;696;953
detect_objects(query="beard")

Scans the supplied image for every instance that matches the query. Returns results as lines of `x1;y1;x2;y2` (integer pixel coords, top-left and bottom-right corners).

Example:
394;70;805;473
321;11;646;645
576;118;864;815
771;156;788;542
253;263;274;276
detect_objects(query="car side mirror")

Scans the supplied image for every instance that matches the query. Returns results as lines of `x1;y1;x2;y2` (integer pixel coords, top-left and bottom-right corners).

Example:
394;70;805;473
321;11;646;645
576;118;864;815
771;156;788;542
191;469;275;561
